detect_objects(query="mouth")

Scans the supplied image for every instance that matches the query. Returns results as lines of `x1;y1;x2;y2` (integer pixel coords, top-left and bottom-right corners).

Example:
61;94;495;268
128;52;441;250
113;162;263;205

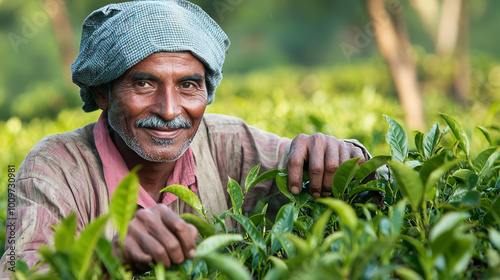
143;127;184;139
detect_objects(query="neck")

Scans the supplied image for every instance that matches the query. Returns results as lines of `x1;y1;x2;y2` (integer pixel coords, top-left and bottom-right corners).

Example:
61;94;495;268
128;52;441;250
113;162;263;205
110;128;176;202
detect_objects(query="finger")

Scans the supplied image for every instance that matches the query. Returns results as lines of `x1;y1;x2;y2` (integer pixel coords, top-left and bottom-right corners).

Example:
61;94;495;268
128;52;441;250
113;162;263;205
322;142;339;196
158;204;197;261
307;135;327;199
132;210;175;267
287;134;308;194
348;143;366;165
123;234;154;271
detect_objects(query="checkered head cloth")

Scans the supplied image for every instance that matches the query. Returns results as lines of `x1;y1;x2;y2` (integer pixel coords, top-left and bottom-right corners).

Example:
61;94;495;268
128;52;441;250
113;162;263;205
71;0;230;112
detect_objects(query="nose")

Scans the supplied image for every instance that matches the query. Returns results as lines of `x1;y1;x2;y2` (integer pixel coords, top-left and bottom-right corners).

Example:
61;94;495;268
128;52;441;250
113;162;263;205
154;85;182;120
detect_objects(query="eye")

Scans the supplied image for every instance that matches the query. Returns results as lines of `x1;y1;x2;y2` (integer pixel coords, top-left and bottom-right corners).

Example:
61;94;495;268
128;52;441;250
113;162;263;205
180;82;196;89
135;81;152;88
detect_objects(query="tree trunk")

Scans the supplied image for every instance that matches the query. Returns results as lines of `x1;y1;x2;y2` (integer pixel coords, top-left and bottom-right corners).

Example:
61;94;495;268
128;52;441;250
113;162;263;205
435;0;462;56
452;0;469;104
366;0;425;130
44;0;76;87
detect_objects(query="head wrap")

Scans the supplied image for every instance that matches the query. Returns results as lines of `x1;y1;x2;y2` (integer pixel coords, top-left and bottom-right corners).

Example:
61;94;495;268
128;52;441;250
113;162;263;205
71;0;230;112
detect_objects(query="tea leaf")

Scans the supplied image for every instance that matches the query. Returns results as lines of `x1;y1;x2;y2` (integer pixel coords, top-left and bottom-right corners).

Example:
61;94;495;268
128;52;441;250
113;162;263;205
310;208;333;247
484;196;500;225
439;113;470;160
414;131;424;156
423;123;440;159
478;150;500;182
227;178;244;214
110;166;140;244
390;199;407;235
270;203;294;255
94;236;123;279
161;184;205;218
477;125;493;146
424;159;459;195
332;157;360;198
201;252;251;280
276;171;296;202
246;169;281;194
452;169;474;182
473;147;499;172
384;115;408;163
387;161;424;211
394;267;424;280
71;214;109;279
230;213;266;254
244;164;261;194
181;213;215;238
489;228;500;250
429;212;470;254
355;155;391;184
53;213;77;252
316;198;357;231
196;234;243;257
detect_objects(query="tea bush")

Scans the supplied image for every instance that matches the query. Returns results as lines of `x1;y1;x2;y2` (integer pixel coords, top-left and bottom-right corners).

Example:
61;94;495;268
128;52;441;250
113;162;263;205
8;113;500;280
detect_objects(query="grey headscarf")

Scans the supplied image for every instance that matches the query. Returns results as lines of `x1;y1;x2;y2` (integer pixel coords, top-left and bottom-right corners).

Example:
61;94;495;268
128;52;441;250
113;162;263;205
71;0;230;112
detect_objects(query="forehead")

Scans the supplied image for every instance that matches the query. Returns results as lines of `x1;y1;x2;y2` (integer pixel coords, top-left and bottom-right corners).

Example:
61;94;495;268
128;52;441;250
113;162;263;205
124;51;206;77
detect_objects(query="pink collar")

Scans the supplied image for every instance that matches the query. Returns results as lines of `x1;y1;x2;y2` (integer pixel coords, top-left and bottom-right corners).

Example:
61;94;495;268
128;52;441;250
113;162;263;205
93;112;197;208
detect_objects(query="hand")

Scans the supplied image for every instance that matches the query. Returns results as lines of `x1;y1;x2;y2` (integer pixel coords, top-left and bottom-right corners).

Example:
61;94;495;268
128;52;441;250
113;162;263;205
115;204;198;272
286;133;366;198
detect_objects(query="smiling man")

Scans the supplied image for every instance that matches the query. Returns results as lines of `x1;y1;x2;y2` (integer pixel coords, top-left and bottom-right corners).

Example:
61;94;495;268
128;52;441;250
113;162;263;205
1;0;373;275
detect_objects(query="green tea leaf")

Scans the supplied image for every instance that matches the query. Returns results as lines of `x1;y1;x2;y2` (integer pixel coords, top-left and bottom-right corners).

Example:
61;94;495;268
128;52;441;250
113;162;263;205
110;166;140;244
316;198;357;231
94;236;124;279
53;213;77;252
489;228;500;250
181;213;215;238
332;157;360;198
429;212;470;255
310;208;333;247
394;267;424;280
473;147;499;172
387;161;424;211
355;155;391;184
384;115;408;163
423;123;440;159
439;113;470;159
71;214;109;279
246;169;281;194
424;159;459;195
270;203;294;255
484;196;500;225
477;125;493;146
226;178;244;214
201;252;251;280
478;150;500;182
162;184;205;218
244;164;261;194
275;171;296;202
452;169;474;182
390;199;407;235
229;213;266;254
196;234;243;257
414;131;424;156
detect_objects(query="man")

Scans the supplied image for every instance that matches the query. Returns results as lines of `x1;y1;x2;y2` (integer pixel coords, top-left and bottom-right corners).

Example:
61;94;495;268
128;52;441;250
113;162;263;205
1;0;371;275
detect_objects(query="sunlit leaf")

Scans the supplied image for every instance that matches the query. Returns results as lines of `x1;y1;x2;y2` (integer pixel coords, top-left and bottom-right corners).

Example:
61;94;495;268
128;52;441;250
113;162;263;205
384;115;408;163
110;166;140;245
332;157;360;198
275;171;296;202
423;123;440;159
200;252;251;280
316;198;357;231
229;213;266;254
477;125;493;146
196;234;243;257
473;147;499;172
181;213;215;238
310;208;333;247
387;161;424;211
355;155;391;184
270;203;294;255
226;178;244;214
53;213;77;252
71;214;109;279
161;184;205;218
244;164;261;194
414;131;424;156
439;113;470;159
478;150;500;182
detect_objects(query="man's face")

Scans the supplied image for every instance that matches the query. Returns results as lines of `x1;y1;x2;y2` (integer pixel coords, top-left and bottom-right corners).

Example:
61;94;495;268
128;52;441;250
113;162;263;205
105;52;208;162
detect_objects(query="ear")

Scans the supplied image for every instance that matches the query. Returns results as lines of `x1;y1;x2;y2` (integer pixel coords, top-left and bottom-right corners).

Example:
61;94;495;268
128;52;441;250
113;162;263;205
91;85;110;111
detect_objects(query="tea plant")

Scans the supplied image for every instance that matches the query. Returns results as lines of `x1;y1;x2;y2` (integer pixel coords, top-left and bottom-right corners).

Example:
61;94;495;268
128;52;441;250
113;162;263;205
11;113;500;279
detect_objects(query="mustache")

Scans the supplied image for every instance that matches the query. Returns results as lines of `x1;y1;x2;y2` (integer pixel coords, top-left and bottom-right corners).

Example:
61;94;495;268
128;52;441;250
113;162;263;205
135;115;192;130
